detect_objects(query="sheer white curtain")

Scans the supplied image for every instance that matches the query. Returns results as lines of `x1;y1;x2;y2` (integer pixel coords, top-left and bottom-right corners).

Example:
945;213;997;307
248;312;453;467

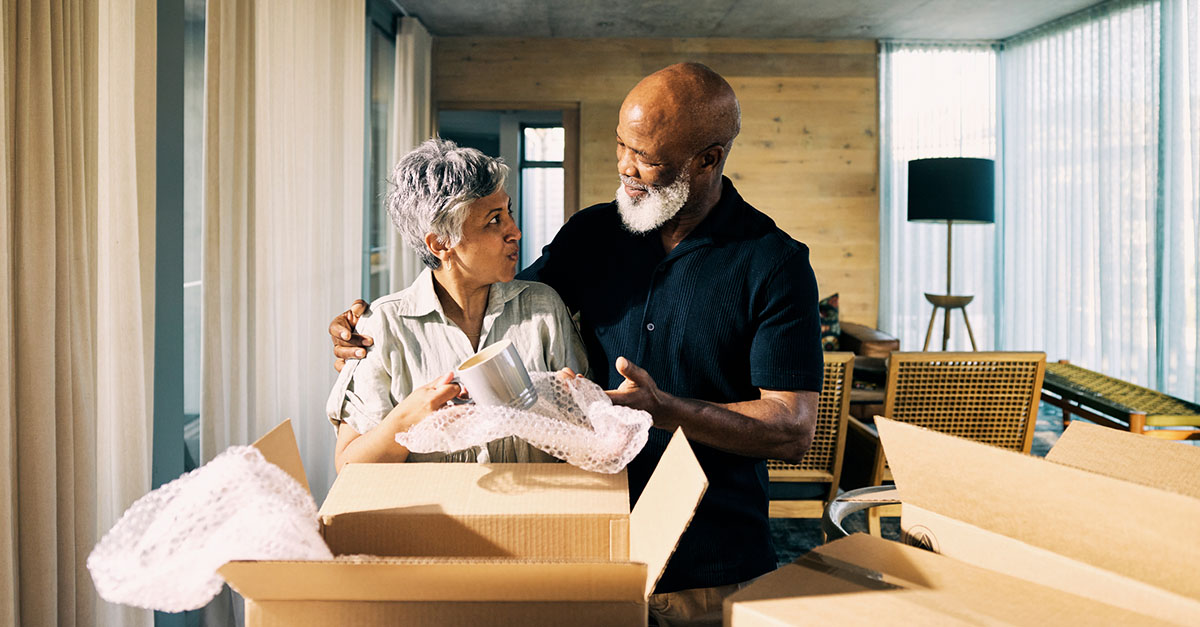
200;0;364;507
96;1;156;624
200;0;254;464
387;16;433;292
1000;1;1163;386
878;43;999;350
881;1;1200;401
253;0;364;503
1156;0;1200;401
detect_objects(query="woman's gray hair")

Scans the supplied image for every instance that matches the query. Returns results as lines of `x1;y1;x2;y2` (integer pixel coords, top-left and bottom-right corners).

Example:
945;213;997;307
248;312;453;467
386;138;508;270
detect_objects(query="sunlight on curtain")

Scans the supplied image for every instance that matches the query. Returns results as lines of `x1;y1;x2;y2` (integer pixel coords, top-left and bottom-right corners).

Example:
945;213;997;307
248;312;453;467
387;17;433;292
96;0;154;623
879;43;998;350
253;0;364;504
201;0;365;525
1000;1;1162;386
1157;0;1200;401
200;0;254;464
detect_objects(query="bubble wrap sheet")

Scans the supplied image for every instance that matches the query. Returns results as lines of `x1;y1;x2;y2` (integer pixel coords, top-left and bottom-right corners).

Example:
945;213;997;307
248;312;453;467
87;446;332;613
397;372;652;473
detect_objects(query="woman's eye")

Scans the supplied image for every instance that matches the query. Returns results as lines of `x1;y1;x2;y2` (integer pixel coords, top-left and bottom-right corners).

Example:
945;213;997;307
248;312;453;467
488;215;501;225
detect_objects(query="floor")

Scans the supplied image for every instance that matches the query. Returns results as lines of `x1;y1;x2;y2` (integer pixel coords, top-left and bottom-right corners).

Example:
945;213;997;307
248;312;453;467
769;401;1067;566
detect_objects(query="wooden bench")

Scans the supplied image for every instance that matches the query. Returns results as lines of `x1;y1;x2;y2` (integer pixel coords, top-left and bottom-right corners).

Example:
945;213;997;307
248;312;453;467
1040;361;1200;441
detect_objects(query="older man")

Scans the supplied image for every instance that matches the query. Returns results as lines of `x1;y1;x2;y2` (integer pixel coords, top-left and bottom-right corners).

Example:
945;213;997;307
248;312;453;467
332;63;823;625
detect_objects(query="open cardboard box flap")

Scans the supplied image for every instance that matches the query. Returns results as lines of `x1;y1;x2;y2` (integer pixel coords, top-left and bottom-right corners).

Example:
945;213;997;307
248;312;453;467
220;420;707;603
1046;420;1200;499
726;534;1165;626
874;416;1200;622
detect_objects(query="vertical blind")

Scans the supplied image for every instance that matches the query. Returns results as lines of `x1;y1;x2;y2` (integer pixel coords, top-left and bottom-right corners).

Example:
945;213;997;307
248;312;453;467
879;42;999;351
1000;0;1162;385
881;0;1200;401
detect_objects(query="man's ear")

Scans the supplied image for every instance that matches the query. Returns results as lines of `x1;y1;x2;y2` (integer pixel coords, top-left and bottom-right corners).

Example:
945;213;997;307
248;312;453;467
697;144;725;172
425;232;452;264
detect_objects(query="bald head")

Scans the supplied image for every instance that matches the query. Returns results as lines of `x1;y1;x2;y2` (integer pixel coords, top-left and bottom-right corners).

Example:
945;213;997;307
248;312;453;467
621;62;741;156
614;63;741;226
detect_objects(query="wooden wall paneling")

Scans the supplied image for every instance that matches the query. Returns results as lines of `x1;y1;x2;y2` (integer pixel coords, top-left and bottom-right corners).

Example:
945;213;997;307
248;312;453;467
434;38;880;324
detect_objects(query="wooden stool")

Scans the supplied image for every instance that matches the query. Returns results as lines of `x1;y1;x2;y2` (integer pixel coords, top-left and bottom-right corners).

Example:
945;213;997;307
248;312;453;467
922;293;977;351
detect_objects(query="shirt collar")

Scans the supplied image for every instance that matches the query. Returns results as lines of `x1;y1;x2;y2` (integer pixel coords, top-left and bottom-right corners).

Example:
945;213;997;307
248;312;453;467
487;275;529;309
395;267;528;318
664;176;745;257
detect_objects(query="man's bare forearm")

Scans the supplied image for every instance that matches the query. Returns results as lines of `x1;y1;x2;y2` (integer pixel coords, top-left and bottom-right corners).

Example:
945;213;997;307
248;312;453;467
653;391;817;463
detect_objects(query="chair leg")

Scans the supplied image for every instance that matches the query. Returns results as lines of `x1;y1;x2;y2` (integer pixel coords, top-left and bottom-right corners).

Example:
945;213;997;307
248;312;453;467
867;508;881;537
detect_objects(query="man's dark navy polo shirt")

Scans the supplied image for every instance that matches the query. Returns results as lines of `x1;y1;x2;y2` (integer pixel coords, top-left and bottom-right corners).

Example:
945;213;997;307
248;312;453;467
518;177;824;592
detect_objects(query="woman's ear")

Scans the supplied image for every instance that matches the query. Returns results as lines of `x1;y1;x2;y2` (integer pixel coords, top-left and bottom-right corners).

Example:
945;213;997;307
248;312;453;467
425;233;452;265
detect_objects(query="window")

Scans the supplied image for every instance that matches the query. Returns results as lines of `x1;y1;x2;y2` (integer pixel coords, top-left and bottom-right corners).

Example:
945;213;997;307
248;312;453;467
183;0;206;472
437;110;568;268
880;0;1200;402
519;125;565;264
362;3;400;301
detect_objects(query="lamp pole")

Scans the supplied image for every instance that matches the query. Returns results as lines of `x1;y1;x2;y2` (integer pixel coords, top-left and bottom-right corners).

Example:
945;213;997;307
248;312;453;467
945;218;953;295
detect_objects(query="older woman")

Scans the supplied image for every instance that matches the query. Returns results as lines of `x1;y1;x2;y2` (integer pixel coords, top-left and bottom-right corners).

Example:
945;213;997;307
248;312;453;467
327;138;587;471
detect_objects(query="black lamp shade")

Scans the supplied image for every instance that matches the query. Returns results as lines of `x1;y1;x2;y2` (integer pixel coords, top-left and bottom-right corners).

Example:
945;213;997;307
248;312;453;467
907;158;995;224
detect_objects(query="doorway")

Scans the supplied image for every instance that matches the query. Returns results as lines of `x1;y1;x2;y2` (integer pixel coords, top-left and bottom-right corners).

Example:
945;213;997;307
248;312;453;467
437;105;579;268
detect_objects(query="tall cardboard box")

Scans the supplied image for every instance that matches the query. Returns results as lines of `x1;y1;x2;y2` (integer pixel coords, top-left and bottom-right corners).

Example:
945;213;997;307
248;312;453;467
220;421;707;626
727;418;1200;625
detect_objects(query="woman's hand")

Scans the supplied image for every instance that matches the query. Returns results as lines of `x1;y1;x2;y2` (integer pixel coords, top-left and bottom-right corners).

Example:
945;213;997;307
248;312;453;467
384;372;462;431
335;372;461;471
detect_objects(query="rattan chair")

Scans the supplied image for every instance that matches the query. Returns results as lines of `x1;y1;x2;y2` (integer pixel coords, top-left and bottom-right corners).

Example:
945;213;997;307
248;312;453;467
767;352;854;519
847;351;1046;533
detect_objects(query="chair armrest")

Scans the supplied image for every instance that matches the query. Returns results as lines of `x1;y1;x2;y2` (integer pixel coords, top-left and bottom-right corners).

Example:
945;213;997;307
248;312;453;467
840;321;900;360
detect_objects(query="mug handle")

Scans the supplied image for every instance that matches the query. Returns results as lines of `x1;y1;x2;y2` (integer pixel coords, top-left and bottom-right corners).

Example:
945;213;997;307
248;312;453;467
448;376;474;405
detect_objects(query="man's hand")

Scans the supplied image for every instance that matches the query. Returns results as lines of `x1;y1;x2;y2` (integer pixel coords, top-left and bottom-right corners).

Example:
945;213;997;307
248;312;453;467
606;357;669;423
330;299;375;372
605;355;816;462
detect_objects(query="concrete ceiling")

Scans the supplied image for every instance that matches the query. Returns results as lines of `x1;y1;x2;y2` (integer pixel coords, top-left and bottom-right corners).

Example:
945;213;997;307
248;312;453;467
395;0;1101;41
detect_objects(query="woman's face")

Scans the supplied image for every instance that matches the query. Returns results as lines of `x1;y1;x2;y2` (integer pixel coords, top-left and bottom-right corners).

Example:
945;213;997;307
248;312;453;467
447;187;521;285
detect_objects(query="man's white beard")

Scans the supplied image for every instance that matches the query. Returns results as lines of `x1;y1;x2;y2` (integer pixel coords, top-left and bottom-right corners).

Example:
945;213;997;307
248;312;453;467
616;172;690;234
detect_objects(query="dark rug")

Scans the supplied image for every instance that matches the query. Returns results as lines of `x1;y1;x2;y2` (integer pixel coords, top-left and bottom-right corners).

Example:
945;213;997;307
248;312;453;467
769;402;1066;566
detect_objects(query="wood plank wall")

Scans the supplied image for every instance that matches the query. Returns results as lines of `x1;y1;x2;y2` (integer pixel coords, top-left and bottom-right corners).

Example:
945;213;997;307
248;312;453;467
434;38;879;324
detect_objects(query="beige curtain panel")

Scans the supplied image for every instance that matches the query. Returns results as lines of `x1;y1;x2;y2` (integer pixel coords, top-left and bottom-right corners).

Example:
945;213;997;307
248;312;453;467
3;0;379;623
1;1;157;625
2;1;103;624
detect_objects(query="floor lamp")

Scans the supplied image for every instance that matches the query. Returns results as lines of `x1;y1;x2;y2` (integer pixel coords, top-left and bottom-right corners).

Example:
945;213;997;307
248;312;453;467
907;157;994;351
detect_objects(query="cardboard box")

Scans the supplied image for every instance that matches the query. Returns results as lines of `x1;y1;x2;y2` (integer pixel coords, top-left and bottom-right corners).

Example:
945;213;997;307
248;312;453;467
219;420;708;626
726;534;1165;625
728;418;1200;625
